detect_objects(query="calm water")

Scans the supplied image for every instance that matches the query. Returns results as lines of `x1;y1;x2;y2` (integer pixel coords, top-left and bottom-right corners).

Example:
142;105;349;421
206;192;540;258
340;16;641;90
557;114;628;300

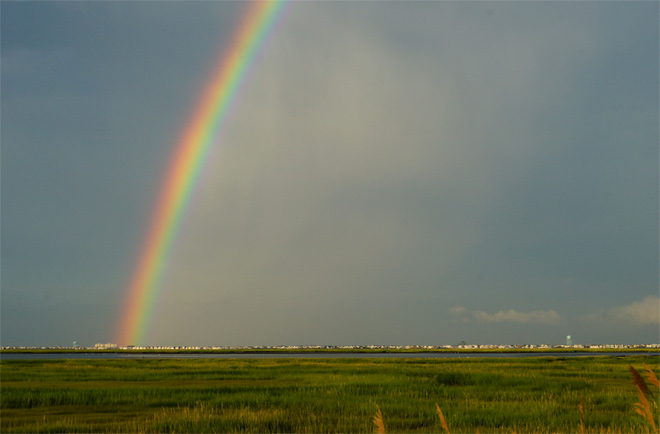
1;351;657;360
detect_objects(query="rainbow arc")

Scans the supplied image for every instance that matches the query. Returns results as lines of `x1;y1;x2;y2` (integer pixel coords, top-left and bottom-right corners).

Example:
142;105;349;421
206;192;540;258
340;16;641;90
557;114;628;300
116;0;287;346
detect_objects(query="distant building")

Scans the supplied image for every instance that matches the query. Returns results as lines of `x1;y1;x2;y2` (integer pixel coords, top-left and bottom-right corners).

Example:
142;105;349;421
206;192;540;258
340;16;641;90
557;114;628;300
94;343;118;349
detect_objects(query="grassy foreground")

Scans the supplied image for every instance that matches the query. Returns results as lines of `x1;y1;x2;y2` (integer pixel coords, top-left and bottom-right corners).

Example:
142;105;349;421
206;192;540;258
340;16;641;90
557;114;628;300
1;356;658;433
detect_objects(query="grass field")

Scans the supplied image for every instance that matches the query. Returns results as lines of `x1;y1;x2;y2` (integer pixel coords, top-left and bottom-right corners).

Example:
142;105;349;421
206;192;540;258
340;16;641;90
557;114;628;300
1;355;658;433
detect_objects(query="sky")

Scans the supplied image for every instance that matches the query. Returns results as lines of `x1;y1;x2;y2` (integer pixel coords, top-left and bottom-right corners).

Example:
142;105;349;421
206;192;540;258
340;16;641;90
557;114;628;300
2;1;658;348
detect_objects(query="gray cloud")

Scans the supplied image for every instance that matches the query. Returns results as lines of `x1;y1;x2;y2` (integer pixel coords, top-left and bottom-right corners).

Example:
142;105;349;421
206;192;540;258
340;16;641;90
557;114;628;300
473;309;561;325
451;306;561;325
589;296;660;327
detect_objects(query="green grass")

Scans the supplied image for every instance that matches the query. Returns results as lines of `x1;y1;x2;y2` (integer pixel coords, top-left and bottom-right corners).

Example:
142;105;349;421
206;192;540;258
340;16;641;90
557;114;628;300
1;356;658;433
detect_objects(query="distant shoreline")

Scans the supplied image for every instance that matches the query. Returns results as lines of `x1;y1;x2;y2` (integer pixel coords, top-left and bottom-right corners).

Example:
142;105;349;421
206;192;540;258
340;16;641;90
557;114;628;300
2;347;658;355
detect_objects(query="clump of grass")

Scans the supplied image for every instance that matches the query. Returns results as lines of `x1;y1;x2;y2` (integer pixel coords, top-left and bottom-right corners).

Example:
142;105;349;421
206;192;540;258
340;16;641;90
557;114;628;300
629;363;659;433
373;405;385;434
375;402;452;433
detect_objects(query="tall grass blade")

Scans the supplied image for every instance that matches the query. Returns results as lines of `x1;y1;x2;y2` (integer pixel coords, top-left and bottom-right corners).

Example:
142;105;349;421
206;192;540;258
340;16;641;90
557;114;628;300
630;365;658;433
373;405;386;434
579;395;585;434
630;365;651;400
436;402;451;434
643;362;660;390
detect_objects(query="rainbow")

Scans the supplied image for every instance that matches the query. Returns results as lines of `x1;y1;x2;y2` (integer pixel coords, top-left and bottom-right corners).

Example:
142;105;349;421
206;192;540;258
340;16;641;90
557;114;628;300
115;0;288;346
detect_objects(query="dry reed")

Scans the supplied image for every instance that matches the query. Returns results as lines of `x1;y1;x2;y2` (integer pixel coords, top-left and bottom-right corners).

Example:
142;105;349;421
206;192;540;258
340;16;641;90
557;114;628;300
643;362;660;390
435;402;451;434
579;395;585;434
373;405;386;434
630;364;658;433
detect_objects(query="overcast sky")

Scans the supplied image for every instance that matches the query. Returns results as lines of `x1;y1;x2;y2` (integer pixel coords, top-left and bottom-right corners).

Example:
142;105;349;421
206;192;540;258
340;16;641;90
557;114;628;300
2;1;658;348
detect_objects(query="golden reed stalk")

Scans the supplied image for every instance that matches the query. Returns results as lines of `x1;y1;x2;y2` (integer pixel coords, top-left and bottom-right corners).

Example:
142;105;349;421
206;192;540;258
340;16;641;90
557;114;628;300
579;395;586;434
630;364;658;433
373;405;386;434
436;403;451;434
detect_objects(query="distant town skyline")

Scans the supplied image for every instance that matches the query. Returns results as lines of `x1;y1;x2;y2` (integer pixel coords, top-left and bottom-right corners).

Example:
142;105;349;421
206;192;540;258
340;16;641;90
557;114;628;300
4;343;659;352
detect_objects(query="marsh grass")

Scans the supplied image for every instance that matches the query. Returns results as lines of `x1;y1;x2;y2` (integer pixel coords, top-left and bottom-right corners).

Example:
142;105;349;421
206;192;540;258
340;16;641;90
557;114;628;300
629;363;659;433
1;356;658;433
373;405;386;434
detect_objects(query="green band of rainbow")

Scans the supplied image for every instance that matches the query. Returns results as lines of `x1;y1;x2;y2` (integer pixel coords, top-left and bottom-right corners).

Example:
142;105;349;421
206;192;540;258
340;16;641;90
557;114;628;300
116;0;287;346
